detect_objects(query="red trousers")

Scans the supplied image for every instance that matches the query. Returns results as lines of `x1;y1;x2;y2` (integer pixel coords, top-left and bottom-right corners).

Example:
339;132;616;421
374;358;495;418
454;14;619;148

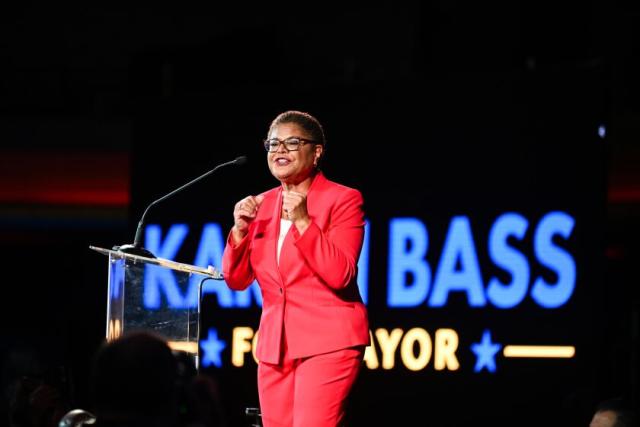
257;343;364;427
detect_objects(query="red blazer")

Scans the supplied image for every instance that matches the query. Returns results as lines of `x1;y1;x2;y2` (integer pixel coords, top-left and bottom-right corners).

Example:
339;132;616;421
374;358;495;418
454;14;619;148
222;172;369;364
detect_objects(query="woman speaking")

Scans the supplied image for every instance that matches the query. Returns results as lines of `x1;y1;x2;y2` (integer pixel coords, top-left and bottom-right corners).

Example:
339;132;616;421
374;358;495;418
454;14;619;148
222;110;369;427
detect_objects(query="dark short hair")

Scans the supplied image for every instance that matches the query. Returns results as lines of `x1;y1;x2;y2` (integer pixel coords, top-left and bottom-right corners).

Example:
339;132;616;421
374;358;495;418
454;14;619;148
268;110;326;146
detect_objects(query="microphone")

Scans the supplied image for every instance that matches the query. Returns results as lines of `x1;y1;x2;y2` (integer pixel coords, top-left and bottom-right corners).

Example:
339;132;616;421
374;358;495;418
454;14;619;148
115;156;247;258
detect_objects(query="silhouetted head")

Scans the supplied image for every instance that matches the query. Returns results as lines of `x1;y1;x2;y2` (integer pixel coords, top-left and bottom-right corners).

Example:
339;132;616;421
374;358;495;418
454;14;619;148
590;398;637;427
90;332;178;427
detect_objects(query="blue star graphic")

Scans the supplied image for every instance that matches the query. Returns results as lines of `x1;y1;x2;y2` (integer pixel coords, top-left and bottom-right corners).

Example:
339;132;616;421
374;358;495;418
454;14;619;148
200;328;226;368
471;329;501;373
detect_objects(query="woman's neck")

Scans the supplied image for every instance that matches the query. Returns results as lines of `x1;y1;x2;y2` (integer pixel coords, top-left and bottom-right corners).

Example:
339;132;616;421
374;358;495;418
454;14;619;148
281;171;317;194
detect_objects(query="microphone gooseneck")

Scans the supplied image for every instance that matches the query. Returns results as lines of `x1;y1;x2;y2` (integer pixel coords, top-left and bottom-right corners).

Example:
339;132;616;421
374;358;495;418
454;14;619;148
233;155;248;166
117;156;247;258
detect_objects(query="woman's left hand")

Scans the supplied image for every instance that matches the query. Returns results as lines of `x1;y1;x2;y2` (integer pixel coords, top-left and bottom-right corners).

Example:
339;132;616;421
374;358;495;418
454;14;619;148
283;191;311;232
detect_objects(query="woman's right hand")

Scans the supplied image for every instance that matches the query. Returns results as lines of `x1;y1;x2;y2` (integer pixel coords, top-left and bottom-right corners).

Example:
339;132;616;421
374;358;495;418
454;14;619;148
231;194;264;243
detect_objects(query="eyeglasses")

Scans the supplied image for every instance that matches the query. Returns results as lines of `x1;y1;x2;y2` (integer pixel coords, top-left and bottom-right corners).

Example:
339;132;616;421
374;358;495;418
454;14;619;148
263;137;317;152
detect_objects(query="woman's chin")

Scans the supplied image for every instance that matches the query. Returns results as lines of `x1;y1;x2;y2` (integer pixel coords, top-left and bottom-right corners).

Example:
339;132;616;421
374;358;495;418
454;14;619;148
273;171;293;182
271;167;313;185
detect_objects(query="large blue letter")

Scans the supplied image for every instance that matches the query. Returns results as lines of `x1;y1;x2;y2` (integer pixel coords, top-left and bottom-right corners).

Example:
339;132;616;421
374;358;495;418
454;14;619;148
531;212;576;308
188;223;234;308
430;216;486;307
486;213;530;308
189;224;262;308
387;218;430;307
143;224;189;309
357;221;370;304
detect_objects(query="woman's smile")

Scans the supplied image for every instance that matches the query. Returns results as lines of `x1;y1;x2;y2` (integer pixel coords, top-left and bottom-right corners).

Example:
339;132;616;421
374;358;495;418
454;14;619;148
273;156;292;167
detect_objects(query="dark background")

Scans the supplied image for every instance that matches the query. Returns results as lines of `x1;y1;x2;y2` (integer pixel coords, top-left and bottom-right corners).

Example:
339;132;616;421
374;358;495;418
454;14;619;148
0;2;638;427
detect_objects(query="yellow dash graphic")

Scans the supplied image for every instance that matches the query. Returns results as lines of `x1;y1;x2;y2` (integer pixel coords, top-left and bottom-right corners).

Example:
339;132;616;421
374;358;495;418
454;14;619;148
168;341;199;354
503;345;575;358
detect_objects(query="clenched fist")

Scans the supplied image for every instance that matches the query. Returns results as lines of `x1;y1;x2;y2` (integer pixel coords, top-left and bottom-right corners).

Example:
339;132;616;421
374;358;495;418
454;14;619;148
231;194;264;243
282;190;311;233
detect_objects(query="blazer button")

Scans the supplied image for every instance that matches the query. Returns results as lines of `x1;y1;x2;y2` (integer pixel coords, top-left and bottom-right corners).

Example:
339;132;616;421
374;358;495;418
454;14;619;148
279;287;283;294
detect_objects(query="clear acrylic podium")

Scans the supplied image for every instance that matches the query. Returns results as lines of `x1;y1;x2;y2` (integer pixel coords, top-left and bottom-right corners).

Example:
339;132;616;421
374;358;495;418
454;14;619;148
90;246;224;367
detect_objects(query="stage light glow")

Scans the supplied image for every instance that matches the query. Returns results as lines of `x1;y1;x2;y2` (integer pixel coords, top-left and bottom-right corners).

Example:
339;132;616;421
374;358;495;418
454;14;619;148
598;125;606;138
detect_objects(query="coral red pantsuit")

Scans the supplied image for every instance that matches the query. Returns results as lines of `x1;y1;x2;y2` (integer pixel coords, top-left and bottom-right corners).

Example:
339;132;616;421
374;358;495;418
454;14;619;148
222;172;369;427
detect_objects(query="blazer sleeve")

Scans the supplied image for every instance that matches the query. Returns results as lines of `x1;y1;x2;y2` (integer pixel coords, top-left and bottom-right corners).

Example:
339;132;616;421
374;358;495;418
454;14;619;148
221;232;255;290
292;188;365;290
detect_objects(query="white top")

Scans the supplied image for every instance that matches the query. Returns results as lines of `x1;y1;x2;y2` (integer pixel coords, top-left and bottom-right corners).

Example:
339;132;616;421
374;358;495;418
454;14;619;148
277;219;293;264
